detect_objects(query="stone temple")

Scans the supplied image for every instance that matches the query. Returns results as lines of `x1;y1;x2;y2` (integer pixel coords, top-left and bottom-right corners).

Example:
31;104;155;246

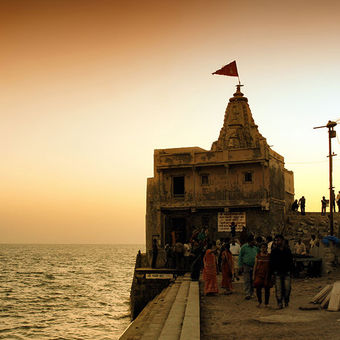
145;85;294;252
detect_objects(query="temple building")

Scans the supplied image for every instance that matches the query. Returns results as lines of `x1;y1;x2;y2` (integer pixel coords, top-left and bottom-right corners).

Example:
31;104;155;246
145;85;294;251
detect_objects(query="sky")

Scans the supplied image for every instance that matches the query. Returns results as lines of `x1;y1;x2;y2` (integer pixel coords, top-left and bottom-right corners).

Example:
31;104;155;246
1;0;340;244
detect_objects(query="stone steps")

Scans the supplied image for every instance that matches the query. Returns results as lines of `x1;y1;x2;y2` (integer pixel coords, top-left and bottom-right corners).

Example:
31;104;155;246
120;274;200;340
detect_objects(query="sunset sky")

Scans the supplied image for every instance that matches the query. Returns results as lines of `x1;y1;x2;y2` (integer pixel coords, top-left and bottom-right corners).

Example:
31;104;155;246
1;0;340;244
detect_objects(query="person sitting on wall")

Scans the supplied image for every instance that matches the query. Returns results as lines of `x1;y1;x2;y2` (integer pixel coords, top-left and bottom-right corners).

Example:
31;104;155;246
294;239;307;256
309;234;319;251
291;200;299;212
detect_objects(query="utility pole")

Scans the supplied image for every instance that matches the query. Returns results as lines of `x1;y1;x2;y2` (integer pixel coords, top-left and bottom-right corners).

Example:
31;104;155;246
314;121;337;235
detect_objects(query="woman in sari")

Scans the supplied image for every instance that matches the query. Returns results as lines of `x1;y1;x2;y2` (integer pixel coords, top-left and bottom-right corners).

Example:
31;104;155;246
221;243;234;294
253;243;272;307
203;243;218;295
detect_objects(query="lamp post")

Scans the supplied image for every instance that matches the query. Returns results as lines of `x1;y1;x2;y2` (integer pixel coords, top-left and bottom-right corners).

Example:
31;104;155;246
314;121;337;236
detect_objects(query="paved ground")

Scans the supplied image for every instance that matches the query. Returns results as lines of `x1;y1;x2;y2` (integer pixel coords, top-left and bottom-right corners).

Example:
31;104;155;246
200;269;340;339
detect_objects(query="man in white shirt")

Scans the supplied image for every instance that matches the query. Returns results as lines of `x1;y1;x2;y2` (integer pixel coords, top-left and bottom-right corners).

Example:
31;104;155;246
230;238;241;281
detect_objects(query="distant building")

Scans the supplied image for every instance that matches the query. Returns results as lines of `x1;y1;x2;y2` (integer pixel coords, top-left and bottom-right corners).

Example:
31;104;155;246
146;85;294;251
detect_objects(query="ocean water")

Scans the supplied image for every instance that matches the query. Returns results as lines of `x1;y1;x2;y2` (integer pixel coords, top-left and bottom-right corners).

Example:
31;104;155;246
0;244;144;340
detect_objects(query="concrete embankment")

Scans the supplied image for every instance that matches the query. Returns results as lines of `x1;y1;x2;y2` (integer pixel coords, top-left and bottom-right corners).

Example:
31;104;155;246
120;274;200;340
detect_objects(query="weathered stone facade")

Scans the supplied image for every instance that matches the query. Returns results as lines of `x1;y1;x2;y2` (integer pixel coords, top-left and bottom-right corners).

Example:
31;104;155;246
146;86;294;252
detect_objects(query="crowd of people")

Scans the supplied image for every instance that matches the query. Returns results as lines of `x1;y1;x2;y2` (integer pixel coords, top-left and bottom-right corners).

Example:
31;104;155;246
151;224;323;309
198;232;320;309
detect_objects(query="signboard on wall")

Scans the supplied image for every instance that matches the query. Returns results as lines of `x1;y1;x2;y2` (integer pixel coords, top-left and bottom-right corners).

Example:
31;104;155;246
218;212;246;232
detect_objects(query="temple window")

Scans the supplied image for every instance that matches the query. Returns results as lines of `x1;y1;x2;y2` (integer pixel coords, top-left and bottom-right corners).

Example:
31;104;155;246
173;176;185;196
244;171;253;183
201;174;209;186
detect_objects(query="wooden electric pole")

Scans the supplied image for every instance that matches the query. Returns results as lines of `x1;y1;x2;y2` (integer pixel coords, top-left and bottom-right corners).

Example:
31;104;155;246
314;120;337;236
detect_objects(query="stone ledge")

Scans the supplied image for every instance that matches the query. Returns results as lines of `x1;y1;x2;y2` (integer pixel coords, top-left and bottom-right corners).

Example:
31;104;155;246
180;281;200;340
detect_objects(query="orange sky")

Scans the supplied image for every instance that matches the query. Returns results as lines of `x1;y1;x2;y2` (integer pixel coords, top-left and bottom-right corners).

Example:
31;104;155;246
1;0;340;243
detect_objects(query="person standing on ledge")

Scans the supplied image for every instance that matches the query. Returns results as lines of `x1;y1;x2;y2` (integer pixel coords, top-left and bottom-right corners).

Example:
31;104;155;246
299;196;306;215
238;234;259;300
321;196;327;215
270;234;293;309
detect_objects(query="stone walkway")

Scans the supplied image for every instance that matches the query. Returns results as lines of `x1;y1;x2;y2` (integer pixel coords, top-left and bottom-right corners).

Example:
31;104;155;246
200;269;340;339
120;274;199;340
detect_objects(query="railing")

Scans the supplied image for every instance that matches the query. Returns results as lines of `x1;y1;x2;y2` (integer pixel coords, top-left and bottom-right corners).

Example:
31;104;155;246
159;190;268;203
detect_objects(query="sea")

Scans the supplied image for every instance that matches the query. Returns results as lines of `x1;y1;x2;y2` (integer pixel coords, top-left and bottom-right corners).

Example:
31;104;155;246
0;244;145;340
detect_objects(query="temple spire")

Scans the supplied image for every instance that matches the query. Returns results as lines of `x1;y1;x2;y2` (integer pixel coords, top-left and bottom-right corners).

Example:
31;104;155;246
211;86;266;151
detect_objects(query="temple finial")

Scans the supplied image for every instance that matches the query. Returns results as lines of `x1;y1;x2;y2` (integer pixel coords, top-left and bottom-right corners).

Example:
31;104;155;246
234;84;244;97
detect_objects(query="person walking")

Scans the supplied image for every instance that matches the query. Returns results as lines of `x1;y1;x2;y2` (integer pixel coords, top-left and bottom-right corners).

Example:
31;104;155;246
230;238;241;281
221;243;234;294
270;234;293;309
203;243;218;295
253;243;272;308
238;234;259;300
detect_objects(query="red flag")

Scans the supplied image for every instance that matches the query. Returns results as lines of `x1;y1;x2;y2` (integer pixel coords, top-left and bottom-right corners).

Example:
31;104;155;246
212;61;238;77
